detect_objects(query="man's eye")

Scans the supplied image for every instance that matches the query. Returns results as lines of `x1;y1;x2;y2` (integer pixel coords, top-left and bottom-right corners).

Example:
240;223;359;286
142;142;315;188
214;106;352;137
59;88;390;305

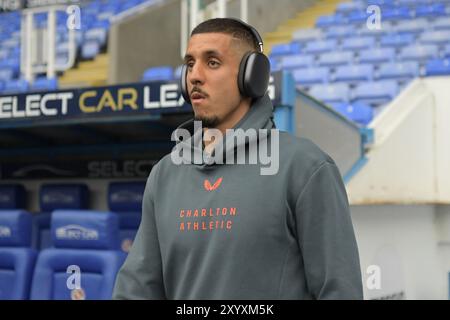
208;60;220;68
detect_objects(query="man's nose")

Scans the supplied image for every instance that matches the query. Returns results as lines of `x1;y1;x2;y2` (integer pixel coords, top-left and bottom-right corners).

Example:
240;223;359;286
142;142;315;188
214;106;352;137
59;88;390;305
188;63;205;86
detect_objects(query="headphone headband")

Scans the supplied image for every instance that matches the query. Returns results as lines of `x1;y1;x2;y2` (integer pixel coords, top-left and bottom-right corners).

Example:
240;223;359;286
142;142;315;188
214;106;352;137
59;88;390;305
228;18;264;53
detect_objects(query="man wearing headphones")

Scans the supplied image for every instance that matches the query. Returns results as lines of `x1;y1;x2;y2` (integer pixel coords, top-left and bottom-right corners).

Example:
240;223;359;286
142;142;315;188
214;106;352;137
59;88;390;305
113;18;363;300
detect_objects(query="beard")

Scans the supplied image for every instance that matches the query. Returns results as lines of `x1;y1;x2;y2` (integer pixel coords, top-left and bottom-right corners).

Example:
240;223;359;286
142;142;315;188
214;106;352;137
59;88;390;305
194;114;220;128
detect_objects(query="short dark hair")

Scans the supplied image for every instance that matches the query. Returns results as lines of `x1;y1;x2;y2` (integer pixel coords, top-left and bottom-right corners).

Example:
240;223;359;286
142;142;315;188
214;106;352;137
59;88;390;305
191;18;259;52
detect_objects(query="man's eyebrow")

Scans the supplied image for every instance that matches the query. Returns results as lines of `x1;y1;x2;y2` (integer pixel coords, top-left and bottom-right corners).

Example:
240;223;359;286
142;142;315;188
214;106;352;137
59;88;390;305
183;50;222;63
183;54;193;64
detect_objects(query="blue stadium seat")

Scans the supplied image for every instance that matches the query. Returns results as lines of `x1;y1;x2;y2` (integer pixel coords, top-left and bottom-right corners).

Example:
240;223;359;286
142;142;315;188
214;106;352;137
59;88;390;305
377;61;420;80
425;58;450;76
398;0;429;6
30;210;126;300
341;37;376;51
334;64;374;83
330;101;374;125
96;12;115;22
2;79;29;94
383;7;412;20
0;184;26;209
142;65;174;81
292;28;323;42
291;67;330;86
359;47;395;64
280;55;315;69
399;44;439;61
315;14;347;27
444;44;450;57
432;17;450;30
324;25;356;39
317;51;354;67
0;58;19;77
39;184;89;213
0;210;37;300
30;77;58;92
270;41;301;56
33;184;90;251
108;181;145;253
84;27;108;47
81;41;100;60
395;18;429;34
380;33;415;47
348;11;370;23
2;38;20;50
309;83;350;104
367;0;396;6
336;1;364;13
352;80;399;106
419;30;450;45
303;39;337;54
358;22;395;37
415;3;447;17
0;49;9;60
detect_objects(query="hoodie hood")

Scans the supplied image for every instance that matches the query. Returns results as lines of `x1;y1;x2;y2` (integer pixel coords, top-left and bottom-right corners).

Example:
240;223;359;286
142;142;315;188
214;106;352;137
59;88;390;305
172;93;275;167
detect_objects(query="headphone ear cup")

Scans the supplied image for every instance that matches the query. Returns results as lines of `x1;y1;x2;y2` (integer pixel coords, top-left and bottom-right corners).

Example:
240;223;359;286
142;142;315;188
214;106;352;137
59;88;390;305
180;64;190;104
244;52;271;98
238;52;252;97
238;52;270;99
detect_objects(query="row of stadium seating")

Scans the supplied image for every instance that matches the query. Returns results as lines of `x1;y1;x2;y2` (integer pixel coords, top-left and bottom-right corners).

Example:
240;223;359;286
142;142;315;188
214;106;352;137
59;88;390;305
264;0;450;125
0;209;125;299
0;183;144;252
0;0;154;93
0;182;146;299
319;0;450;25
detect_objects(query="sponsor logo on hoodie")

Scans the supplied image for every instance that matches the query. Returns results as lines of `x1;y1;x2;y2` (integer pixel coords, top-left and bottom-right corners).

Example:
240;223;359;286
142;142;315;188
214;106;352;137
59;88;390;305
204;177;223;191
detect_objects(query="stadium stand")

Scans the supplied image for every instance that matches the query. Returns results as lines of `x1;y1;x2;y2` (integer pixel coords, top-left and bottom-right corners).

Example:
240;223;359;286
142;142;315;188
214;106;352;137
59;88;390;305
0;0;153;90
266;0;450;125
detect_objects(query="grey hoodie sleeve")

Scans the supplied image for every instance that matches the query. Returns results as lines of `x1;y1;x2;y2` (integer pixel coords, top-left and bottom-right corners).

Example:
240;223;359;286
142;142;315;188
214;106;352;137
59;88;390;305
112;166;166;299
295;161;363;300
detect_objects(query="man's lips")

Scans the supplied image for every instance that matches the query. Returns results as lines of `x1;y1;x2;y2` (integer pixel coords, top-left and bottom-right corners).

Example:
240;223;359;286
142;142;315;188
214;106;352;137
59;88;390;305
191;92;206;102
191;92;207;101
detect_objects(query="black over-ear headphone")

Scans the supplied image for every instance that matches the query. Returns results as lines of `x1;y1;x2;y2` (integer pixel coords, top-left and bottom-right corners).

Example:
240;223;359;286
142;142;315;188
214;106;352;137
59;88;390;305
180;18;270;104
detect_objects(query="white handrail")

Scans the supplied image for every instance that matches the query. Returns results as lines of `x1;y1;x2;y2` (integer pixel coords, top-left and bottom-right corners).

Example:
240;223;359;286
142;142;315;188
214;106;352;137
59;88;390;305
47;8;56;78
180;0;188;59
21;4;77;81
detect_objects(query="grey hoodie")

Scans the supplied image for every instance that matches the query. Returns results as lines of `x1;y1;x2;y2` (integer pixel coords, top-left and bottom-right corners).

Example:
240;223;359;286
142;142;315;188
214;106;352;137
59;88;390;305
113;94;363;300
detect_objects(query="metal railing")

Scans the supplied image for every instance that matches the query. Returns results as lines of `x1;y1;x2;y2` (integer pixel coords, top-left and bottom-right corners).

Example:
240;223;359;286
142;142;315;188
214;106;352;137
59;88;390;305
21;5;77;82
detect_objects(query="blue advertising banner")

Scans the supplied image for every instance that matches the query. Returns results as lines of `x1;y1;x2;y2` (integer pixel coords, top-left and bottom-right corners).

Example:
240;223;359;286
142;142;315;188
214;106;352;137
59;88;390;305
0;74;281;129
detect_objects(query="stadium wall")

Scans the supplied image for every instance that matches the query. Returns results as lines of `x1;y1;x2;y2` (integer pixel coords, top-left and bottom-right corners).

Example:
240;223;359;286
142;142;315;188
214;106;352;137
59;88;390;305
352;204;449;300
